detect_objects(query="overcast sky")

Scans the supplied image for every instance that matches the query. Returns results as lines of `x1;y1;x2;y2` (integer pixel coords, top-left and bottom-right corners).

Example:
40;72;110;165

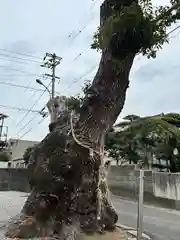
0;0;179;141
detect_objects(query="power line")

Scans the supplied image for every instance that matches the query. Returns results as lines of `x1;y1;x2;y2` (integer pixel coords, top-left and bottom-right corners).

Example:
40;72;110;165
14;65;96;137
0;53;41;64
0;79;61;96
13;7;180;141
68;0;99;41
61;1;100;59
9;64;50;130
4;1;101;139
0;74;33;78
71;47;90;62
0;80;51;93
18;117;46;140
14;91;38;124
65;18;95;55
0;65;38;76
62;64;97;91
15;65;96;138
0;56;39;66
15;83;50;129
0;104;43;113
13;64;95;135
16;115;39;136
167;24;180;36
0;48;41;60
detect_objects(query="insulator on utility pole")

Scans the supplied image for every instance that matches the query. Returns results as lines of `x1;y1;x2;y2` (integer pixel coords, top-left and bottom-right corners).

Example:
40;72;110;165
40;53;62;124
41;52;62;99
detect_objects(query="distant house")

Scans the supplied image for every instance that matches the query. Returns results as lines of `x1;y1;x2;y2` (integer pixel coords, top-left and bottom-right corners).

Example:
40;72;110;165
7;138;39;168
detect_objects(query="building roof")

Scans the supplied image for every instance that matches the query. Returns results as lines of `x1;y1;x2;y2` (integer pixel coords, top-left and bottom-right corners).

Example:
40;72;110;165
8;138;39;144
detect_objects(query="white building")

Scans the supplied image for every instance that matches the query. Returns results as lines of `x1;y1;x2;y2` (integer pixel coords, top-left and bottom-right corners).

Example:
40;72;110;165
7;138;39;168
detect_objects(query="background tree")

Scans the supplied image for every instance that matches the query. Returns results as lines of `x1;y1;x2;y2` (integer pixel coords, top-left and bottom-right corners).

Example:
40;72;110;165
106;113;180;172
114;114;140;129
105;128;140;165
0;151;10;162
23;146;36;165
6;0;180;239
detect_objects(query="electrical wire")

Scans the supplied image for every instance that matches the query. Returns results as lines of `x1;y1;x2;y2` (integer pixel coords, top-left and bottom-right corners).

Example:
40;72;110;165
15;63;97;137
10;26;180;139
15;82;50;129
18;117;47;140
15;62;98;137
167;24;180;37
0;48;41;60
62;64;97;91
14;91;39;124
0;53;41;64
71;47;91;62
0;1;108;142
0;74;33;78
16;115;39;136
0;104;42;113
0;80;46;92
0;80;61;96
11;74;49;123
67;0;99;41
61;0;100;59
9;4;180;141
0;56;39;66
0;65;38;76
4;0;100;131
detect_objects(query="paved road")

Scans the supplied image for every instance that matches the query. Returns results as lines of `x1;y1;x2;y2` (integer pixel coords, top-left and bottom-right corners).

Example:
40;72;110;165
113;196;180;240
0;192;180;239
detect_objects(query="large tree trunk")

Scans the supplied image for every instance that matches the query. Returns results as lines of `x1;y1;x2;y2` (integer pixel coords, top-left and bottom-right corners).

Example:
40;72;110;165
6;0;141;239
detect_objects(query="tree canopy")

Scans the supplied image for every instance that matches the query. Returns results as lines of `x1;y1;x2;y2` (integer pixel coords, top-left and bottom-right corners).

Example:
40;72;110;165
105;113;180;171
92;0;180;59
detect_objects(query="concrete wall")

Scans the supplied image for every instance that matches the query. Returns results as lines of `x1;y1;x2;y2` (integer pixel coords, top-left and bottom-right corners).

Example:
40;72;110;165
108;165;180;210
153;172;180;200
108;165;153;201
0;168;29;192
1;166;180;210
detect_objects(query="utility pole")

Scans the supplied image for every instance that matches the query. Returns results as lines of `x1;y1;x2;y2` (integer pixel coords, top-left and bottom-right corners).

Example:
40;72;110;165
137;169;144;240
0;113;8;151
41;53;62;98
0;113;8;141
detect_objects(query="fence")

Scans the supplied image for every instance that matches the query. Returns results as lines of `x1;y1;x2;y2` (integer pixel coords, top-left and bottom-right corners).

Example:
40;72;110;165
108;165;180;210
1;166;180;239
0;166;180;209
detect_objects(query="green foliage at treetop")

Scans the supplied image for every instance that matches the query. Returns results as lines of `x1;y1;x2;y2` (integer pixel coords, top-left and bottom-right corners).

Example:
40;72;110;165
92;0;180;58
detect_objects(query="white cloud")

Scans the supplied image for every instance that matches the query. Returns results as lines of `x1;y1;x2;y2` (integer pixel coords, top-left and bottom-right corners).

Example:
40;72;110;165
121;34;180;118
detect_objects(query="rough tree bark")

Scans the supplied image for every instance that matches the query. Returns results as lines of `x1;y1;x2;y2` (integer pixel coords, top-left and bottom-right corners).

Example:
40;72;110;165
6;0;142;239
